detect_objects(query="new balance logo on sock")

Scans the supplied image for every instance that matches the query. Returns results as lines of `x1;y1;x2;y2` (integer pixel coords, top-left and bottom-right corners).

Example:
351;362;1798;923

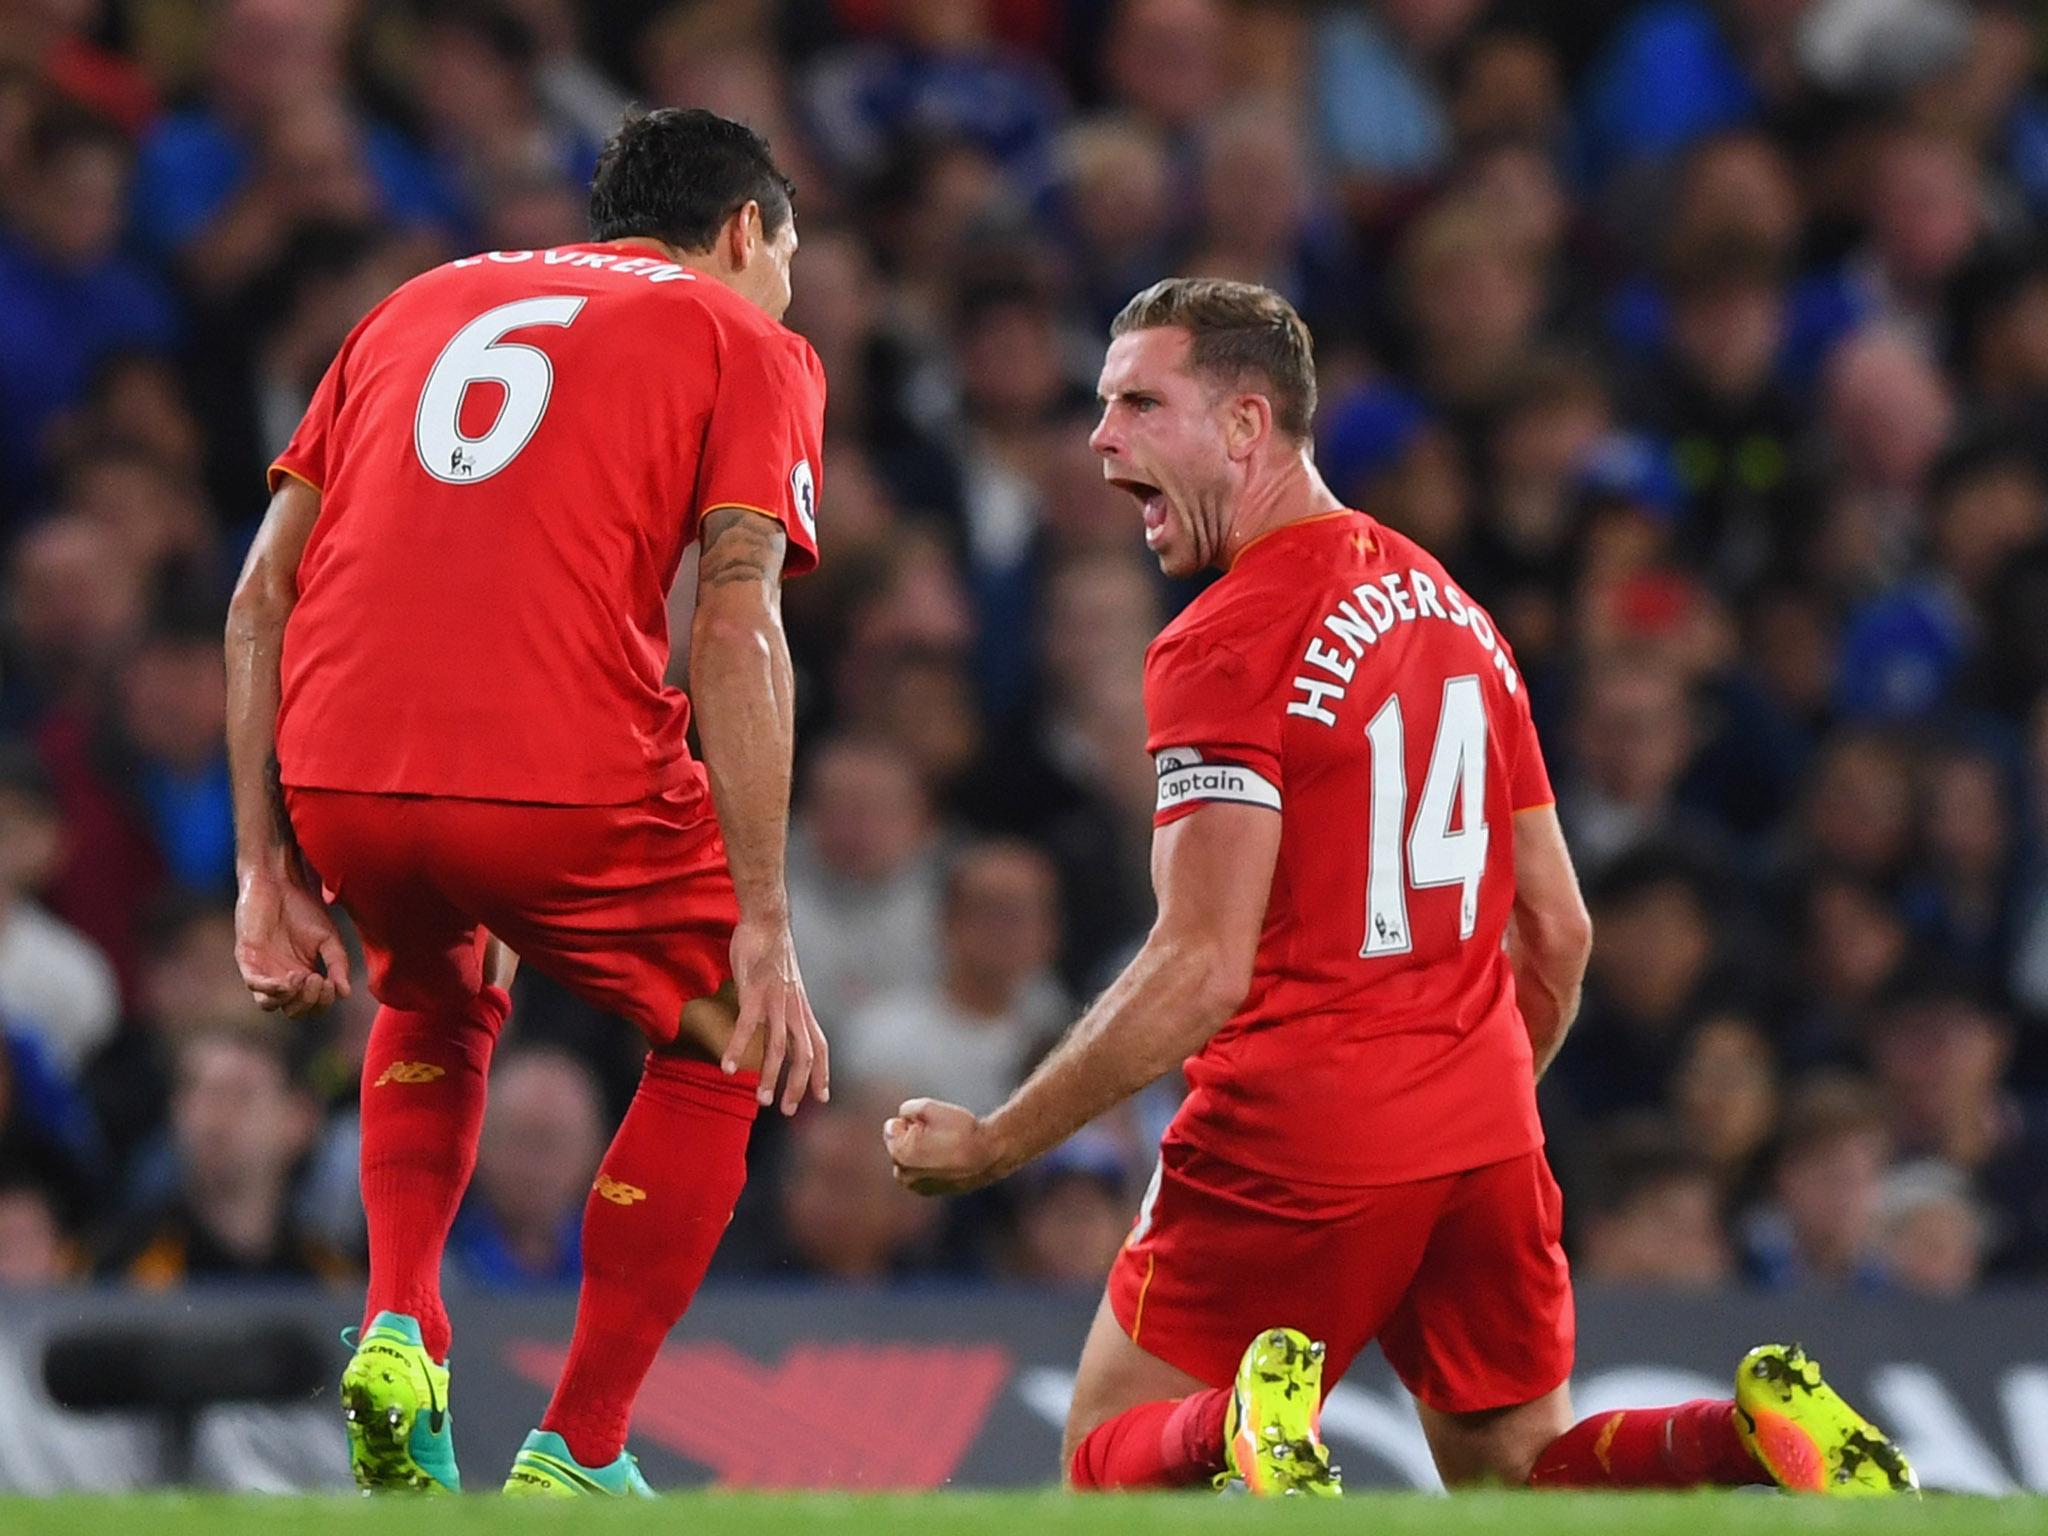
593;1174;647;1206
374;1061;448;1087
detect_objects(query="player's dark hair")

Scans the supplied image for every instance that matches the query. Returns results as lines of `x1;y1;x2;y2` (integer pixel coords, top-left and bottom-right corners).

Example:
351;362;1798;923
1110;278;1318;438
588;107;794;252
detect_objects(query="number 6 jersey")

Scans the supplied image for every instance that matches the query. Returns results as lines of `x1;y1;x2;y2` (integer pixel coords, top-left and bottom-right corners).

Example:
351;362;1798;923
269;243;825;806
1144;510;1554;1187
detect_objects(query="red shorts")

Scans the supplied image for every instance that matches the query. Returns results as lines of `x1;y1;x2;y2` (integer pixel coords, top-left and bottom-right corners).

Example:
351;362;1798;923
286;785;737;1047
1106;1140;1574;1414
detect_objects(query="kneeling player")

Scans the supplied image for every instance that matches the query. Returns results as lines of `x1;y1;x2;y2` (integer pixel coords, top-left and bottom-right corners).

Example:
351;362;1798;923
884;279;1914;1499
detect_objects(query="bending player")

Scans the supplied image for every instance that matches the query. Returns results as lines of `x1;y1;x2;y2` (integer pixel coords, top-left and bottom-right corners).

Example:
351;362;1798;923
227;109;829;1496
884;279;1916;1499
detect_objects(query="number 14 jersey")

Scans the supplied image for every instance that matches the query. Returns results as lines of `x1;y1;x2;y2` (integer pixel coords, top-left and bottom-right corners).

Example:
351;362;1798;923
1145;510;1553;1187
270;244;825;807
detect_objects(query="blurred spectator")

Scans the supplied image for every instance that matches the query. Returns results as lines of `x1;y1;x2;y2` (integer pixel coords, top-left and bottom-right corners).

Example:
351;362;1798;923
0;739;118;1073
1557;654;1704;876
1036;659;1158;988
1001;1131;1132;1284
639;3;822;218
1054;116;1177;329
1399;196;1547;427
1449;25;1569;155
1787;872;1909;1067
0;1008;102;1201
1;0;157;136
503;0;630;145
0;106;176;510
1312;2;1456;188
762;1092;939;1279
1814;327;1956;594
1742;1075;1892;1291
1632;236;1817;590
1792;728;1917;885
1953;240;2048;419
85;893;277;1182
1878;1159;1990;1297
59;437;218;581
1851;126;1988;357
1100;0;1230;144
1579;1123;1735;1288
111;606;233;893
0;1155;75;1288
1558;847;1726;1117
1581;0;1809;182
804;0;1065;196
99;1024;347;1285
1837;431;2045;720
842;838;1066;1112
1865;984;2048;1276
1903;743;2021;992
131;0;454;286
1186;99;1352;337
43;351;206;490
2;511;148;728
409;0;599;235
787;735;943;1028
1670;1013;1779;1200
447;1048;605;1289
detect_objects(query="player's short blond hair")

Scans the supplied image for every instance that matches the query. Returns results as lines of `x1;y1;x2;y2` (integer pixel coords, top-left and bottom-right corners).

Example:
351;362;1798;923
1109;279;1318;439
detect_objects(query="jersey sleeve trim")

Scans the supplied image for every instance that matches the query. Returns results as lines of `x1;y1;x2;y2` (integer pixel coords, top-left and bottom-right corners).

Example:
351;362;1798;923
697;500;783;527
268;463;322;495
1512;800;1557;816
1154;748;1282;815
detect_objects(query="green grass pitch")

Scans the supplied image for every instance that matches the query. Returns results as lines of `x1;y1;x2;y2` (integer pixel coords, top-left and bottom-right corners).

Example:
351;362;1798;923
1;1493;2044;1535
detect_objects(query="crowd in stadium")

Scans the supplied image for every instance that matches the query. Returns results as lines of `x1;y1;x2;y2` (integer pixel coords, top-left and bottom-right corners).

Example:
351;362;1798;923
0;0;2045;1300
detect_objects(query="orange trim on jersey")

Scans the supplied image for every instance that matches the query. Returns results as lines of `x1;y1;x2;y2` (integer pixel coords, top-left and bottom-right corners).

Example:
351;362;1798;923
1230;508;1370;567
698;500;783;525
1128;1252;1159;1345
268;463;322;496
1512;801;1557;816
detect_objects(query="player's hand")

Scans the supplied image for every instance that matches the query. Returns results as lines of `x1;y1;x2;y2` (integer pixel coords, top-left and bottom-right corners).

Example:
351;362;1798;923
884;1098;1004;1196
725;916;830;1115
234;869;353;1019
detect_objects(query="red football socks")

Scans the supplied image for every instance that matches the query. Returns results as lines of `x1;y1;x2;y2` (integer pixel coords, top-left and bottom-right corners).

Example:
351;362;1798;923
358;985;510;1361
542;1053;758;1467
1528;1399;1769;1488
1068;1389;1230;1490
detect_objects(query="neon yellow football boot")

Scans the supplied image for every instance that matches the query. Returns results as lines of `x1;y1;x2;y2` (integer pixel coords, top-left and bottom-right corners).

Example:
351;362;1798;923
339;1311;459;1493
502;1429;656;1497
1734;1343;1918;1496
1216;1327;1341;1497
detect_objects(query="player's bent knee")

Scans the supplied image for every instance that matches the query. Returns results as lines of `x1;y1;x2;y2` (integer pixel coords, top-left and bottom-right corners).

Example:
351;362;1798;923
658;981;743;1066
1422;1384;1573;1488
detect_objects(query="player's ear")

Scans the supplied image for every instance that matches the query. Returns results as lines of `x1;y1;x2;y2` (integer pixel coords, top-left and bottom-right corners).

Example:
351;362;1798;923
1226;392;1271;462
731;200;765;267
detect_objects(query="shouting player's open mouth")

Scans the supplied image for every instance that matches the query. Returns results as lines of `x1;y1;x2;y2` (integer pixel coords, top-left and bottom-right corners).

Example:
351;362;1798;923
1109;477;1173;548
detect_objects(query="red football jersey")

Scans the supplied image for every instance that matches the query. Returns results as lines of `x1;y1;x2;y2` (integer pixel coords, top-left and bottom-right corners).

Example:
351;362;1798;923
270;243;825;806
1146;510;1554;1187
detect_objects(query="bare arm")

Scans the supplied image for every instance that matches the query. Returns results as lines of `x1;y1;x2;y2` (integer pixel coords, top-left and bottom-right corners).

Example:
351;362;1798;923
227;481;318;880
226;477;350;1015
689;506;826;1112
886;802;1281;1194
1507;805;1592;1078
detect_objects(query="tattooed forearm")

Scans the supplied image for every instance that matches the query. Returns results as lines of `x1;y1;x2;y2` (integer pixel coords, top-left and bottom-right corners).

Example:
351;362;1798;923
691;505;796;924
698;507;786;589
